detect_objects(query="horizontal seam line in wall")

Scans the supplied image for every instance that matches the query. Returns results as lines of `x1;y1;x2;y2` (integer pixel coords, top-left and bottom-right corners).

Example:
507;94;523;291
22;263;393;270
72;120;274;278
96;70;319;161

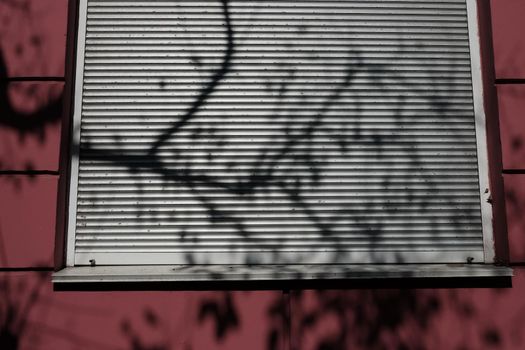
1;77;65;82
509;262;525;267
502;170;525;174
495;79;525;85
0;170;59;175
0;267;54;272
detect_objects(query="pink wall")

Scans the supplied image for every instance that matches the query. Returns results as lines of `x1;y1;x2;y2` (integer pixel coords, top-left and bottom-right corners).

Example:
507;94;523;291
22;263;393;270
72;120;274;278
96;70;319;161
2;0;525;349
1;271;525;350
492;0;525;266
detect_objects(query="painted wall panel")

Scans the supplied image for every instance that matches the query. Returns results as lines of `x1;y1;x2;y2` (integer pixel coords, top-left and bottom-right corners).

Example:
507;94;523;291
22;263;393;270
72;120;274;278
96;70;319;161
1;271;525;350
0;175;57;268
290;269;525;350
490;0;525;79
503;174;525;264
0;82;63;171
0;272;285;350
498;85;525;170
0;0;68;78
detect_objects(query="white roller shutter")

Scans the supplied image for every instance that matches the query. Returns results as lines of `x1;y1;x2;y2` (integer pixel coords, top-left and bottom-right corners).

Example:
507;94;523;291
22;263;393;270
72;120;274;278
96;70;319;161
68;0;490;266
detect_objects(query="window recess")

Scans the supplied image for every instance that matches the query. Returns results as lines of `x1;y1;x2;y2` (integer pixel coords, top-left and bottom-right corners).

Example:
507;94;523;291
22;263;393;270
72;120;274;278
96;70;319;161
55;0;511;282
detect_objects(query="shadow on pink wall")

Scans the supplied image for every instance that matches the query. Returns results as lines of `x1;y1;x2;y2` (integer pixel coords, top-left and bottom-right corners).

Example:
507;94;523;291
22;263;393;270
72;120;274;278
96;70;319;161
0;0;65;172
0;0;64;269
0;1;524;350
2;272;525;350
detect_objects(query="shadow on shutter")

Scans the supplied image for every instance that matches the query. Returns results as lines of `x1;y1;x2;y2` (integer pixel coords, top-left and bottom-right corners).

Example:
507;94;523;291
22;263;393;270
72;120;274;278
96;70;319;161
71;0;485;266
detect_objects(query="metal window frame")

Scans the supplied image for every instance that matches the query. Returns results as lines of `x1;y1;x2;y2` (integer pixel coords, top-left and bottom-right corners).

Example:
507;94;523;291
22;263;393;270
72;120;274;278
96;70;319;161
57;0;503;281
466;0;495;263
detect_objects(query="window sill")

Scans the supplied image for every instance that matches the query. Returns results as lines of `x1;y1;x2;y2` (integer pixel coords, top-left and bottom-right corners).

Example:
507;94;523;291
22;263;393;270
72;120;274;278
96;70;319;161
53;264;513;289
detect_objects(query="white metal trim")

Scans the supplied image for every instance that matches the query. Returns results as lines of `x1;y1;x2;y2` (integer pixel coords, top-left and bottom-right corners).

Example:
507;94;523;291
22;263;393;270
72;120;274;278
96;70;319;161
53;264;513;284
466;0;495;263
66;0;88;267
